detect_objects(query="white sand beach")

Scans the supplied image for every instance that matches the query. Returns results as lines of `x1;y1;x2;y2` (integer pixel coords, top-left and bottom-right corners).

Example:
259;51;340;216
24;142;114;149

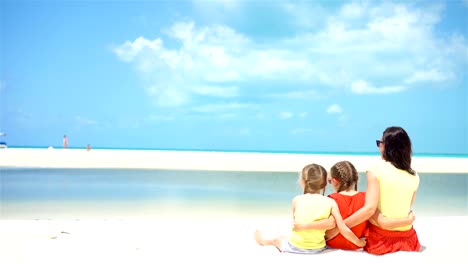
1;148;467;263
0;147;467;173
1;216;467;264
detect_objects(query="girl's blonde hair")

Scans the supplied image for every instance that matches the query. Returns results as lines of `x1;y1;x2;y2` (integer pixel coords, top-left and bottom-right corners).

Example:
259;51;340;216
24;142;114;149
330;161;358;193
300;163;327;195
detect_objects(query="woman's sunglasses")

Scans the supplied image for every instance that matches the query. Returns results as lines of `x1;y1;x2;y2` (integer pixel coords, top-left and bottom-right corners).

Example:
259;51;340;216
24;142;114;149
376;140;384;147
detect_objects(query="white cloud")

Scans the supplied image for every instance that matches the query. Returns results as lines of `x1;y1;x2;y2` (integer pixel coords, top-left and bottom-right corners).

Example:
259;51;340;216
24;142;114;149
367;5;434;42
279;111;294;120
114;2;467;108
192;0;239;11
114;22;251;107
404;69;453;84
114;21;317;107
248;50;312;79
219;113;237;119
351;80;406;94
340;2;366;19
287;2;462;91
282;1;328;29
146;86;189;107
270;89;322;100
113;37;163;62
191;102;254;113
327;104;343;114
192;85;239;97
326;104;349;126
203;70;241;82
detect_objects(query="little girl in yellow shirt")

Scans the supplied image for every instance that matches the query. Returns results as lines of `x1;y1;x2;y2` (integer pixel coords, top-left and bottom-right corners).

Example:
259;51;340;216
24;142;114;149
254;163;366;253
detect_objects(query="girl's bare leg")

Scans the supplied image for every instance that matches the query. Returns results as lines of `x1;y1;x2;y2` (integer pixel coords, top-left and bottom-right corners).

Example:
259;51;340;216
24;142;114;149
254;230;287;252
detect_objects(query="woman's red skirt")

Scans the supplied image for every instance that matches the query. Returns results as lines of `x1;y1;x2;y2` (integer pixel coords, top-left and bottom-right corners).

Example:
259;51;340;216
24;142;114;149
364;223;421;255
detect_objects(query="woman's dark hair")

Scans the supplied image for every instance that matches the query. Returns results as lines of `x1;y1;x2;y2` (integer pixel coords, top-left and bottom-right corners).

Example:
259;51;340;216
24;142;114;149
381;126;416;175
330;161;359;192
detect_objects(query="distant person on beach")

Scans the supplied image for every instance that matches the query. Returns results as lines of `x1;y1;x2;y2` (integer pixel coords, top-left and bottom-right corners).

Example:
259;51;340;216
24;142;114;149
294;160;415;251
86;144;91;151
63;135;69;148
254;163;366;254
325;126;421;255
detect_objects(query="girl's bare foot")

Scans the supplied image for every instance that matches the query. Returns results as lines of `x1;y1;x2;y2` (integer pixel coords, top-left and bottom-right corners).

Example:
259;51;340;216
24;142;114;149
254;230;265;245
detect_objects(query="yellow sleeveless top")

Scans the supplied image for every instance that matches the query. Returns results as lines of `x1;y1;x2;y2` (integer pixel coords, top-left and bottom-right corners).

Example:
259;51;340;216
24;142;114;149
369;160;420;231
289;194;331;249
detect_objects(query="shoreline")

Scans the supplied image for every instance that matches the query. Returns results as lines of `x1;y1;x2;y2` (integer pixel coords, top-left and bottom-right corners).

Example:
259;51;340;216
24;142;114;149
1;147;467;173
7;146;468;158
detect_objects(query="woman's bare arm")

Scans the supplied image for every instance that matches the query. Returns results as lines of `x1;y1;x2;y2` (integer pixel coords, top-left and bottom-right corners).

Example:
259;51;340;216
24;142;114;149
343;170;380;228
326;171;380;241
373;210;415;229
411;191;417;207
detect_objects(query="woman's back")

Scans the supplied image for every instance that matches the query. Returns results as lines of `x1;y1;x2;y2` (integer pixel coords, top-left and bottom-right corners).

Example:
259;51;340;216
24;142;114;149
369;160;419;231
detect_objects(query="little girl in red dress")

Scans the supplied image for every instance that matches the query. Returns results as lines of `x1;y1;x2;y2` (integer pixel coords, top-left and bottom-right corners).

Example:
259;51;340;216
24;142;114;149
295;160;415;251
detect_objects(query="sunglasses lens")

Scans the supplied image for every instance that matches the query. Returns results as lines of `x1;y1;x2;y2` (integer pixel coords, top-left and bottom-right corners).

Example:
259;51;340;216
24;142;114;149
376;140;383;147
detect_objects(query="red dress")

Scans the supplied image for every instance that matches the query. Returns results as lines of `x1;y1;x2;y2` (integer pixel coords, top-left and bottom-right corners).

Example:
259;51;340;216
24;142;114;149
364;222;421;255
326;192;367;250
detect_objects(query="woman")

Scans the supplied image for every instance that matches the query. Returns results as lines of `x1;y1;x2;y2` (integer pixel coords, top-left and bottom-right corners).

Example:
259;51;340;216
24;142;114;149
293;160;415;251
327;126;421;255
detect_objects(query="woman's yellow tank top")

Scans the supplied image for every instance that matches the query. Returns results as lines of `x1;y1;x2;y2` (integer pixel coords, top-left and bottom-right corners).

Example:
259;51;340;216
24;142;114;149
368;161;420;231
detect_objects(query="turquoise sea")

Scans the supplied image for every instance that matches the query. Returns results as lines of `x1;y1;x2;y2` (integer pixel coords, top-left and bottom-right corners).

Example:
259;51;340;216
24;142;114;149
1;167;466;219
10;145;468;158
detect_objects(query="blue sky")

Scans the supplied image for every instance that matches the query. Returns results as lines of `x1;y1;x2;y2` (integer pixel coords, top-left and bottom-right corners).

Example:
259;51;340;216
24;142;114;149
1;0;467;154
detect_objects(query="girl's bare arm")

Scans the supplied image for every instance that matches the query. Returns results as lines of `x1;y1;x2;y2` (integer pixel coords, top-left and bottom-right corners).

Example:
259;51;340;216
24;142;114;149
331;201;366;247
292;196;298;218
325;171;380;241
293;215;336;231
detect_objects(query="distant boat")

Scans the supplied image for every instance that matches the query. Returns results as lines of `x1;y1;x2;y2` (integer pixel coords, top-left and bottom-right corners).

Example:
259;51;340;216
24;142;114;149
0;132;7;148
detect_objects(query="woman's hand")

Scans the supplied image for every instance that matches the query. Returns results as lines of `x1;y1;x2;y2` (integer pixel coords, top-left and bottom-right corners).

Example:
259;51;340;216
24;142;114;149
408;210;415;222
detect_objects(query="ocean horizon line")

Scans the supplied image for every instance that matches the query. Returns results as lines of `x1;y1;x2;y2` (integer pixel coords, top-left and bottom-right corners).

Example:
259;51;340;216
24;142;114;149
6;145;468;158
